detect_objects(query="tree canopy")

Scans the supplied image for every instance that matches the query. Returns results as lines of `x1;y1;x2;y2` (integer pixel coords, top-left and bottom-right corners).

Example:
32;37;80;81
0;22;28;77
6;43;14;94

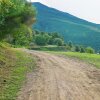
0;0;36;39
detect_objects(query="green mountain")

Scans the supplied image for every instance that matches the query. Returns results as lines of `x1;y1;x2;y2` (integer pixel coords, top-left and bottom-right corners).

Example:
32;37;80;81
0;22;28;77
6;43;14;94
32;2;100;51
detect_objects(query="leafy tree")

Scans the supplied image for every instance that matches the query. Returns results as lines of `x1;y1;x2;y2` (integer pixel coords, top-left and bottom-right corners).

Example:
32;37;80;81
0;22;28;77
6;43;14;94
68;41;73;48
66;45;71;51
80;47;85;53
86;47;95;54
48;36;53;45
48;32;63;45
21;2;36;25
0;0;36;40
33;30;65;46
51;32;60;38
53;38;64;46
0;0;26;25
12;24;33;46
35;34;50;46
75;45;80;52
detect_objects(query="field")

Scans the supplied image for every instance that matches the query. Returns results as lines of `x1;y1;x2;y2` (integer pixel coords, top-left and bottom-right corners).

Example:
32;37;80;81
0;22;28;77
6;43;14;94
47;51;100;68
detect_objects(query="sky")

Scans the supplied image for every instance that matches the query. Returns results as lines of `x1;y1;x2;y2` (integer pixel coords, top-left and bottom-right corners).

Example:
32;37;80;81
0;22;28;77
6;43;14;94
28;0;100;24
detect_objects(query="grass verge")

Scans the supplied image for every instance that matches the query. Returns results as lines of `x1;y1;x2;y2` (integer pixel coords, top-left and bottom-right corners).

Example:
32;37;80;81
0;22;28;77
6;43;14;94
47;51;100;69
0;44;36;100
31;45;68;51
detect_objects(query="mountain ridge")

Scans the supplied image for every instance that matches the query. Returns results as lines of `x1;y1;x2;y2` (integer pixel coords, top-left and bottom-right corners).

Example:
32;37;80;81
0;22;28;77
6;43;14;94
32;2;100;26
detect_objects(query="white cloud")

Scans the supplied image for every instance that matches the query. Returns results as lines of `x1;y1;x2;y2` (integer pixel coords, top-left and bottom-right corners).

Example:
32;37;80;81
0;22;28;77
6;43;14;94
30;0;100;24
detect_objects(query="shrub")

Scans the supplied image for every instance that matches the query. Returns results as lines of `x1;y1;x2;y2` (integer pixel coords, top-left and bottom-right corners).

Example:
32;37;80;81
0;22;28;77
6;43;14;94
80;47;85;53
86;47;95;54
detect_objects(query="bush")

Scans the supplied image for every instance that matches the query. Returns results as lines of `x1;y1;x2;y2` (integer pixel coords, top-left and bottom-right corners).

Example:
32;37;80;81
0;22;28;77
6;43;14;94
80;47;85;53
86;47;95;54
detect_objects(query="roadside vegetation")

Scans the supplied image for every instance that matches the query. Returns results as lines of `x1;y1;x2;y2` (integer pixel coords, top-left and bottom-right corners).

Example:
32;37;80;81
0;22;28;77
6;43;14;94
0;0;36;46
0;43;36;99
48;51;100;69
0;0;36;99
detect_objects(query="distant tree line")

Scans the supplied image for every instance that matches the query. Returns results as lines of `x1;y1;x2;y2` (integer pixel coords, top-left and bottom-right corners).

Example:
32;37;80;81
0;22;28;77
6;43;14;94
33;30;64;46
66;41;95;54
31;30;97;54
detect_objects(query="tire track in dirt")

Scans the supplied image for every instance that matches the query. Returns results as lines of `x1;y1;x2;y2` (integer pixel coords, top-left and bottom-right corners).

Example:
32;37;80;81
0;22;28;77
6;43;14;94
17;50;100;100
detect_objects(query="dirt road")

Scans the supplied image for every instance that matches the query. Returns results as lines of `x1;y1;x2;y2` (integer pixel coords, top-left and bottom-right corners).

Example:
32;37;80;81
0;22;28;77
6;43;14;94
17;50;100;100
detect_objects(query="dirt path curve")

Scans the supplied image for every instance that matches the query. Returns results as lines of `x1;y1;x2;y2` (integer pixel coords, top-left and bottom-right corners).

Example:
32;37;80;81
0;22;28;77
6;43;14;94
17;50;100;100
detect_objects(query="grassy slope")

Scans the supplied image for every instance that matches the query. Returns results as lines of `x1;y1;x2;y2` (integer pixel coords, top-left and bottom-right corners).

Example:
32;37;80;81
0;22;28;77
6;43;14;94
48;51;100;68
0;43;36;100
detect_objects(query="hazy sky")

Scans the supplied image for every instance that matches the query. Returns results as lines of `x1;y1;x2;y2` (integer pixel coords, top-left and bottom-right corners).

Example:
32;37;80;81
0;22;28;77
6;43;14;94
29;0;100;24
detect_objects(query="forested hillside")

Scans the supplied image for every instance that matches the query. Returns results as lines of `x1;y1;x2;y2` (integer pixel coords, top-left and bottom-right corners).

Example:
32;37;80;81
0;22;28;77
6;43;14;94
32;2;100;51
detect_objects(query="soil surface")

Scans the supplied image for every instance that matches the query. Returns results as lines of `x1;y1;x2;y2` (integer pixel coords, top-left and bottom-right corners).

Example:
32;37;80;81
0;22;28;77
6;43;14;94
17;50;100;100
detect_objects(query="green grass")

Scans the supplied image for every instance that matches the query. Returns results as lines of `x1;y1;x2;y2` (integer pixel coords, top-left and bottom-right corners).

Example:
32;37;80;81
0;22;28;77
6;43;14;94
31;45;68;51
47;51;100;68
0;45;36;100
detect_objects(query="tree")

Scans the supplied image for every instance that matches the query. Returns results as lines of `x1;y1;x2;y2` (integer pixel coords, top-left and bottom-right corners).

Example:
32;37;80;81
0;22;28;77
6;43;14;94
35;34;50;46
75;45;80;52
86;47;95;54
68;41;73;48
0;0;36;40
51;32;60;38
0;0;26;25
50;32;63;40
48;36;53;45
21;2;36;26
53;38;64;46
12;25;33;46
80;47;85;53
